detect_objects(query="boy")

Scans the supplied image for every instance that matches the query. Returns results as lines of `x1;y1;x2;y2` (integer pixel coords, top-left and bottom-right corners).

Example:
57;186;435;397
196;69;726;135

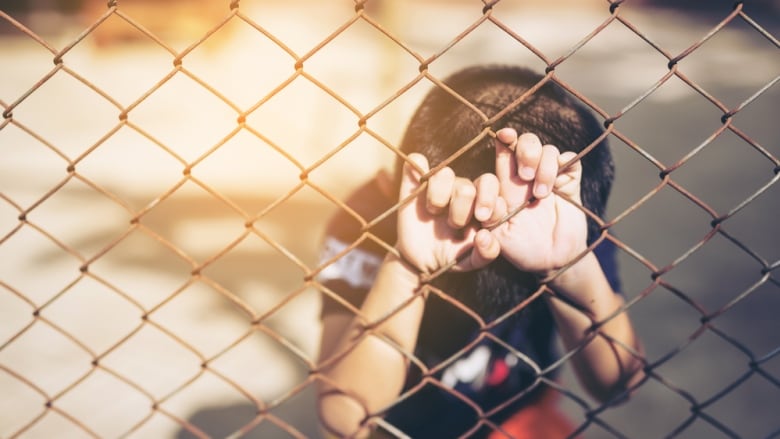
316;65;644;438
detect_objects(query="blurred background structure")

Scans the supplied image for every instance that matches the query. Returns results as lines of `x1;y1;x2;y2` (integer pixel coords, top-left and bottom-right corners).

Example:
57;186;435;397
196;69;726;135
1;1;778;438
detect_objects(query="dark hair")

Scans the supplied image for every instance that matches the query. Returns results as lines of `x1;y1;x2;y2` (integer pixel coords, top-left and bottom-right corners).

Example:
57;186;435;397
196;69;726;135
397;65;614;318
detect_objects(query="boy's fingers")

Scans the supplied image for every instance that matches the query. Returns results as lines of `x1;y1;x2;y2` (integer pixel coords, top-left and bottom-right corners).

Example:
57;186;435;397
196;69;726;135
483;195;508;228
491;196;508;226
473;173;499;222
448;177;477;228
426;166;456;214
495;136;532;205
495;127;518;151
494;129;517;186
515;133;543;181
533;144;560;199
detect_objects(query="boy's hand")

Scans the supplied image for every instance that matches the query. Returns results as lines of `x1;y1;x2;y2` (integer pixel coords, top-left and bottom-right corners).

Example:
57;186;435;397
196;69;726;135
396;128;587;277
396;154;501;274
485;128;588;275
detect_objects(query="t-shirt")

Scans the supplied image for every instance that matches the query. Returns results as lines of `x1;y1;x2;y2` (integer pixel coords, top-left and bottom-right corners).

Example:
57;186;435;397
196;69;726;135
318;176;621;437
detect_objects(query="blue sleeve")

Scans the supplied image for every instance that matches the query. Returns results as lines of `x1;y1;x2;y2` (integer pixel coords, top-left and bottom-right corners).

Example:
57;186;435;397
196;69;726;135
593;239;622;293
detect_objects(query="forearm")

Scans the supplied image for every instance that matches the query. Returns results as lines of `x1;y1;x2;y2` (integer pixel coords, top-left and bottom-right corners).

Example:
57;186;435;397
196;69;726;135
318;253;424;437
546;252;644;403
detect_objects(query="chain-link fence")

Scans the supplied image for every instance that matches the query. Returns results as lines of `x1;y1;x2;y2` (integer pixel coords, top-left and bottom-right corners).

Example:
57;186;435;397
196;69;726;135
1;0;778;438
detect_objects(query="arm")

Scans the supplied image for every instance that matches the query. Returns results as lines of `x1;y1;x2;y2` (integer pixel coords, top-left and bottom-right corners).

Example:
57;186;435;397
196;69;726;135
316;127;645;436
317;253;424;438
547;253;644;403
317;156;500;437
485;128;644;403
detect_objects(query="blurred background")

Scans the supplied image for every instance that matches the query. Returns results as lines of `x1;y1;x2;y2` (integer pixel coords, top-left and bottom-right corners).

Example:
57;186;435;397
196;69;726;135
1;0;778;438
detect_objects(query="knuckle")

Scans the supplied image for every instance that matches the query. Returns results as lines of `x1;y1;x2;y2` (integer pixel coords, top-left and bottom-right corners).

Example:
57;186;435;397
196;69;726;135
518;132;540;144
427;191;448;207
430;167;453;184
407;153;428;170
477;172;498;188
542;144;561;157
453;182;476;199
426;188;449;206
427;198;446;209
438;166;455;179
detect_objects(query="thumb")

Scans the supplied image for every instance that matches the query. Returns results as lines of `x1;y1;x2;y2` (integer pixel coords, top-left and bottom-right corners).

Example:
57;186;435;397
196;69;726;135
458;228;500;271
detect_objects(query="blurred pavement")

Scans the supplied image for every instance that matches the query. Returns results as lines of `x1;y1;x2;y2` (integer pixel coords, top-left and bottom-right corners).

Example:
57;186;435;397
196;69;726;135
1;1;778;438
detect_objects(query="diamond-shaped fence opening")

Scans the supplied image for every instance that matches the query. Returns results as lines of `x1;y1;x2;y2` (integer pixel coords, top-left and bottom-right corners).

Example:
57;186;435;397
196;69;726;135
1;1;778;438
670;129;776;213
39;275;143;355
0;224;85;305
53;367;153;438
127;72;241;163
75;124;187;210
0;124;69;207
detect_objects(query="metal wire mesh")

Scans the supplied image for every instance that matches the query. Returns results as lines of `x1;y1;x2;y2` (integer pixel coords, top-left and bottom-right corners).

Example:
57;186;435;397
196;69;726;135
1;0;778;437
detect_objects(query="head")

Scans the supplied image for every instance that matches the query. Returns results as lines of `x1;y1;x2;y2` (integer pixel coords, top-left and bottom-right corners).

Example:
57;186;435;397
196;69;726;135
396;65;614;318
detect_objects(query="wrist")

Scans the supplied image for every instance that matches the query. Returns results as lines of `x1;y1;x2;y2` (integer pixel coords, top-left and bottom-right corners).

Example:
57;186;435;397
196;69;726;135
546;252;618;318
547;251;595;290
381;252;423;292
359;251;428;348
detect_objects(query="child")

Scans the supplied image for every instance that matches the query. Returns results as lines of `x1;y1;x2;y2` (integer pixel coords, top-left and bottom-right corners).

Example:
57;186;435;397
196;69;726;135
316;65;644;438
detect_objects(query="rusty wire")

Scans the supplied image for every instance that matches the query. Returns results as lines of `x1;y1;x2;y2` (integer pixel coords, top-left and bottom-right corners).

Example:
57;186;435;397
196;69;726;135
1;0;779;438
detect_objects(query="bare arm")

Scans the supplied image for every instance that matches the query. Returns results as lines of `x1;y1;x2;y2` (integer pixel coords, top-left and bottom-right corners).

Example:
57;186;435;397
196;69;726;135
486;128;644;403
547;253;644;403
317;128;645;436
317;253;423;437
317;155;500;437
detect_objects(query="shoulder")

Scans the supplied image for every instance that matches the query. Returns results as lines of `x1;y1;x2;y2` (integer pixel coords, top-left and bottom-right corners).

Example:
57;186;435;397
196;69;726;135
323;170;397;250
317;172;398;313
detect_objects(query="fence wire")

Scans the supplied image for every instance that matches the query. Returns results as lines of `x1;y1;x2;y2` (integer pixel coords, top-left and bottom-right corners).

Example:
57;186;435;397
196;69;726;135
1;0;779;438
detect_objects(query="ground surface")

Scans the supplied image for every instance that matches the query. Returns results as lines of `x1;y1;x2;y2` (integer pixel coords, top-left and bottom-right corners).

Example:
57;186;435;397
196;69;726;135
1;1;778;438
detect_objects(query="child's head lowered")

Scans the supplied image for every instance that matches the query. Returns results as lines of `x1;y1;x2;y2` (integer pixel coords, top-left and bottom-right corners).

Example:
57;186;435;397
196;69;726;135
395;65;614;317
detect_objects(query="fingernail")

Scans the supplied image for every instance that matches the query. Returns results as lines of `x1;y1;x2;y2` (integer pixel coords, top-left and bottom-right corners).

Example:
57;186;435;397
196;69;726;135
519;166;535;180
475;207;490;221
497;128;516;145
535;184;548;197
